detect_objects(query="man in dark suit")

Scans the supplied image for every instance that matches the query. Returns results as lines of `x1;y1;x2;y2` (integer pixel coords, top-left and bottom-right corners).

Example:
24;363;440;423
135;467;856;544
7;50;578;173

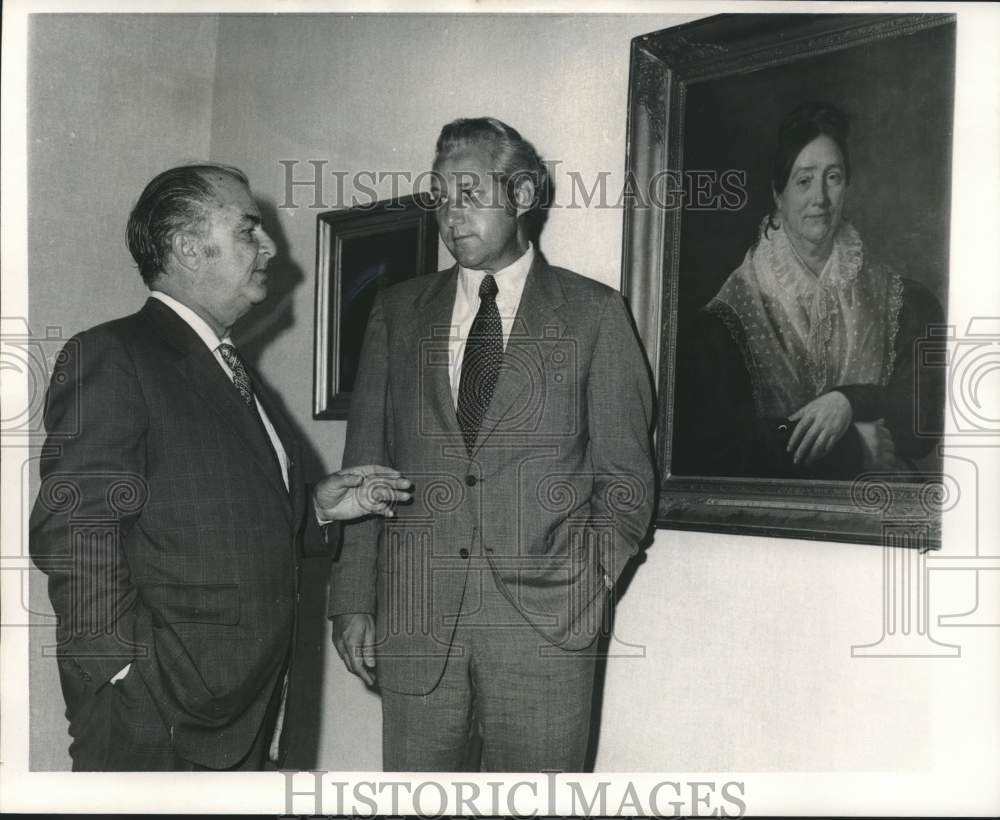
29;163;410;771
329;118;655;771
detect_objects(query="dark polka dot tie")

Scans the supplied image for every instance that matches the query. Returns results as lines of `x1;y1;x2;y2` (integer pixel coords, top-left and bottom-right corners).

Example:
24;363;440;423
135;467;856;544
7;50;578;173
457;274;503;455
217;343;256;408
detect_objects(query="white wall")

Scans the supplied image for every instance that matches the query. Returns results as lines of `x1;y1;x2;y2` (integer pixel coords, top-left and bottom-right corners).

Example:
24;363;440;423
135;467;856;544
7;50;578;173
24;13;998;787
28;14;219;337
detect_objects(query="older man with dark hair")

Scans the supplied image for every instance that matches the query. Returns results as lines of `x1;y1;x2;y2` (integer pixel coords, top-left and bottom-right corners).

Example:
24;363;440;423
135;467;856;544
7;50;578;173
329;118;655;771
30;162;410;771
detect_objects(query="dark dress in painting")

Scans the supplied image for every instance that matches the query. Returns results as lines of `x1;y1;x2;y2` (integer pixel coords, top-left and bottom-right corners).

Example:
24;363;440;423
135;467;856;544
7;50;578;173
674;220;945;479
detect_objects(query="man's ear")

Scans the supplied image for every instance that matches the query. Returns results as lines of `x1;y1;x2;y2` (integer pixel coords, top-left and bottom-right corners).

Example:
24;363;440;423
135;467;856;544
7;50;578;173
169;230;202;273
512;176;537;217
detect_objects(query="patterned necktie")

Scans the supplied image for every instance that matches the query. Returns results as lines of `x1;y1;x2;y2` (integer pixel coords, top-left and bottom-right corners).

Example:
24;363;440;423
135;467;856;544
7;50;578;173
218;342;287;490
458;274;503;455
217;343;256;408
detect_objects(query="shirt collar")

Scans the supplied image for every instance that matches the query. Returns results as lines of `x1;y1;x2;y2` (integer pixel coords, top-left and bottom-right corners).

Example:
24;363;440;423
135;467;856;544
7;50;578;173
150;290;228;352
458;242;534;301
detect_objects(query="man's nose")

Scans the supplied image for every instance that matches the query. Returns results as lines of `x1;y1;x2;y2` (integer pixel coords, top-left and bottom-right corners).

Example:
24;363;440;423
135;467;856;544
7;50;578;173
442;201;465;228
258;229;277;258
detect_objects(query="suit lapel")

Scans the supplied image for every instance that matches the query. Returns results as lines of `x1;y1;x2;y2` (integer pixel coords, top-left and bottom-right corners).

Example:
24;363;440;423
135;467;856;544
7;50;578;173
475;256;567;453
143;299;293;517
402;268;463;439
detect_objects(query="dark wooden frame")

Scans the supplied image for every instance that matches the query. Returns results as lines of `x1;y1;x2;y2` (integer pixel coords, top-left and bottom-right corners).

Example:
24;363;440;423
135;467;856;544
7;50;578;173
622;13;955;547
313;194;438;419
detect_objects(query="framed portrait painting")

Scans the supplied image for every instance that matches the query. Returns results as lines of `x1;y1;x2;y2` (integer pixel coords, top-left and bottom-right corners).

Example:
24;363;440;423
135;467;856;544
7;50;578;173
622;13;956;546
313;194;438;419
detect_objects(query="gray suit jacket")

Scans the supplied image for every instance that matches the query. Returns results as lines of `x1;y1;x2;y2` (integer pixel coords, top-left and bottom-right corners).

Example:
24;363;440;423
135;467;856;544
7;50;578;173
329;256;656;695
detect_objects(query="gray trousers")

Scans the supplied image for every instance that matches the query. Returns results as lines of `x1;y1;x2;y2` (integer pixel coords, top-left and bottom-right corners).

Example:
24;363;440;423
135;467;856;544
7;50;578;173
381;571;598;772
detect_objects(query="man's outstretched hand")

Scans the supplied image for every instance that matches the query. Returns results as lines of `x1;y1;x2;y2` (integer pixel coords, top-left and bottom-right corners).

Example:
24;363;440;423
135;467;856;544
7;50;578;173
313;465;412;521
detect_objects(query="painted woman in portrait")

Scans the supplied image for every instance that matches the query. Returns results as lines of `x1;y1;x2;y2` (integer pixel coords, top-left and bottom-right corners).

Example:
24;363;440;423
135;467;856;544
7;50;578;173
674;101;945;480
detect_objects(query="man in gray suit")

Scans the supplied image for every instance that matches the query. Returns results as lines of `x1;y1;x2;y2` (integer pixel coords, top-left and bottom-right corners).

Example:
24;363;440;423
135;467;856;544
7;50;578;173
30;162;410;771
330;118;655;771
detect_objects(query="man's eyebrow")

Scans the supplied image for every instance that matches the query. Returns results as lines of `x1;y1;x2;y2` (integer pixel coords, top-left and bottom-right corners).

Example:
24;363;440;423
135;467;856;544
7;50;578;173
239;214;262;227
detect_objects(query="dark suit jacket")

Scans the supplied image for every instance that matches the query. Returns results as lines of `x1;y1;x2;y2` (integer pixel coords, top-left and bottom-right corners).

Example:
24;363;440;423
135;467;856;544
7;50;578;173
29;298;307;768
328;256;656;695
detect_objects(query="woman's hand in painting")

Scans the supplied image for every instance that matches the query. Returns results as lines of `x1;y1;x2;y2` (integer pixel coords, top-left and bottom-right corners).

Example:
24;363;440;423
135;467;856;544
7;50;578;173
787;391;853;465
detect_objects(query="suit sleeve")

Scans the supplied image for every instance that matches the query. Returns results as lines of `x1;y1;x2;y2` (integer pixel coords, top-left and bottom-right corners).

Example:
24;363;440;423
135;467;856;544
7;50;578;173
300;484;341;551
327;294;390;617
29;330;147;691
586;292;656;583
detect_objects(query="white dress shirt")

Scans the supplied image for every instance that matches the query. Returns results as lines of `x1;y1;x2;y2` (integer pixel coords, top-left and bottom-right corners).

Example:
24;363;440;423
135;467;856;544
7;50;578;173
448;243;534;407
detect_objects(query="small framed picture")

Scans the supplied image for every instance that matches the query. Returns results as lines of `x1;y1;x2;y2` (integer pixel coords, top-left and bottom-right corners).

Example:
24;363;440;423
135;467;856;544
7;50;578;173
313;194;438;419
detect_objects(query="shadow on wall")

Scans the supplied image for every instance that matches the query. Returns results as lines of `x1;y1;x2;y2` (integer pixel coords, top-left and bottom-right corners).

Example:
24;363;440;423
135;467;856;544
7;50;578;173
233;194;325;497
235;197;302;366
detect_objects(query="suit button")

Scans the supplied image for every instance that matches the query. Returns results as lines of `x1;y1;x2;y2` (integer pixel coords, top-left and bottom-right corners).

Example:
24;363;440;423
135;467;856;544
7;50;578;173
459;548;470;559
465;475;477;486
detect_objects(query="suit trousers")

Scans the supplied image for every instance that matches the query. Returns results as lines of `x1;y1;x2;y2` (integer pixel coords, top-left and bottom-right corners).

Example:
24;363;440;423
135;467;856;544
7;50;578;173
380;566;599;772
68;664;285;771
